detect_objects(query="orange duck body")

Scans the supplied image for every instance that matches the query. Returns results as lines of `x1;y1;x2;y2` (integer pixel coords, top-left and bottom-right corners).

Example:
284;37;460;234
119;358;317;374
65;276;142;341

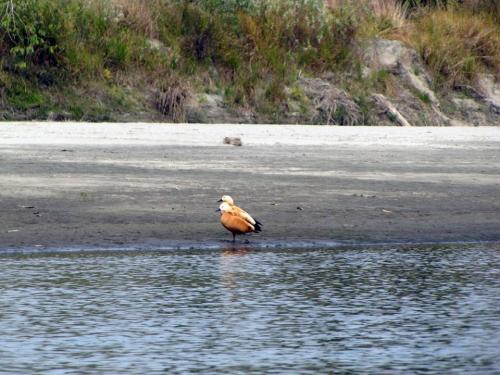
221;212;256;236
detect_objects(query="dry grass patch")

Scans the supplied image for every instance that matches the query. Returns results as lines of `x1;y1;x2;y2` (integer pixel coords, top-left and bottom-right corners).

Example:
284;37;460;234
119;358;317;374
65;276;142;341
112;0;158;38
155;75;189;122
371;0;408;30
402;8;500;89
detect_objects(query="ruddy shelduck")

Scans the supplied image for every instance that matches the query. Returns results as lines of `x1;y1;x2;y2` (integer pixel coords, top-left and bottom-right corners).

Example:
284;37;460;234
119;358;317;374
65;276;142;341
218;195;263;230
216;199;262;242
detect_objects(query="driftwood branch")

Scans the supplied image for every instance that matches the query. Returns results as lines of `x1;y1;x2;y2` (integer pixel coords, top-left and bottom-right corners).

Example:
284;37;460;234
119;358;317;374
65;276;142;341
372;93;411;127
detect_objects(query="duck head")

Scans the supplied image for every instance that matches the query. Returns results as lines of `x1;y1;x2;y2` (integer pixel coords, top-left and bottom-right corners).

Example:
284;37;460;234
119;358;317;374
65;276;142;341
217;195;234;205
216;202;232;214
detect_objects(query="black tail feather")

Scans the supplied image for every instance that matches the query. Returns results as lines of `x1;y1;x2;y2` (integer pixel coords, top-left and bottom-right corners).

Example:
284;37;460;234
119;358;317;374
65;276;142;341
254;220;263;233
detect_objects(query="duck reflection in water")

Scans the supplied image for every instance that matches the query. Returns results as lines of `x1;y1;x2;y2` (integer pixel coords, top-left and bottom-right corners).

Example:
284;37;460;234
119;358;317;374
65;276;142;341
219;246;253;298
221;246;252;257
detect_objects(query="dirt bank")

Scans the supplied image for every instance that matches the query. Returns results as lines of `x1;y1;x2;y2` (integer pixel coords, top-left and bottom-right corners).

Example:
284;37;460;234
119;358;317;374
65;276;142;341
1;123;499;251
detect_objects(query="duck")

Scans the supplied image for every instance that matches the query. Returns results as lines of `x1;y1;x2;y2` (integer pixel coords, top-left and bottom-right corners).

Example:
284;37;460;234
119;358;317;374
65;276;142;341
217;195;263;232
216;201;262;242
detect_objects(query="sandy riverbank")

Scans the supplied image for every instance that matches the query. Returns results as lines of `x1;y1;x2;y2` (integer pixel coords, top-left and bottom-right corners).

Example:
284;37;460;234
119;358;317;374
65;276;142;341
1;123;499;251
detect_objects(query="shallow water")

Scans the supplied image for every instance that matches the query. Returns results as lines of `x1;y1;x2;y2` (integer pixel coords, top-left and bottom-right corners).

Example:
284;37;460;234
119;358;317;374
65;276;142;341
0;244;499;374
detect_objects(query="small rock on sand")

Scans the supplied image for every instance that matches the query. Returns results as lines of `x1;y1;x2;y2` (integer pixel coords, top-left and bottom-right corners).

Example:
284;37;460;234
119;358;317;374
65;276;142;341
223;137;242;146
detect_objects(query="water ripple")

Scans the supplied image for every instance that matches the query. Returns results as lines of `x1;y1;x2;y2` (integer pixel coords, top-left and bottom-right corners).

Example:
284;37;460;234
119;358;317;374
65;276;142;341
0;244;499;374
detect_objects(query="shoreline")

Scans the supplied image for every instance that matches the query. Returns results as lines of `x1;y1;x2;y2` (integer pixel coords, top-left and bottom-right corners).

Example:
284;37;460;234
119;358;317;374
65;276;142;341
2;239;499;256
1;123;499;250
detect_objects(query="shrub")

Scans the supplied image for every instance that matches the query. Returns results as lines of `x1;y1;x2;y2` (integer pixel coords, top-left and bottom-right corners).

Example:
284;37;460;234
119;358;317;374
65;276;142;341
0;0;70;70
105;35;129;68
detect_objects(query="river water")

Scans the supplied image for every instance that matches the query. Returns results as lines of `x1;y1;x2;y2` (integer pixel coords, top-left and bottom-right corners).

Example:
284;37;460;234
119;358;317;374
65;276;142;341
0;243;499;374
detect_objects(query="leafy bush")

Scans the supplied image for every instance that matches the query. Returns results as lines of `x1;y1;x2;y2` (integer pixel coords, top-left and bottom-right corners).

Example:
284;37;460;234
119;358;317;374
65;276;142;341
0;0;70;70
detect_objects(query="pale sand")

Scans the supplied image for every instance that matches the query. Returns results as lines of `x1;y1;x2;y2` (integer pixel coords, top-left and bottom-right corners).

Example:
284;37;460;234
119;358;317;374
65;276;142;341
0;122;498;146
1;123;499;250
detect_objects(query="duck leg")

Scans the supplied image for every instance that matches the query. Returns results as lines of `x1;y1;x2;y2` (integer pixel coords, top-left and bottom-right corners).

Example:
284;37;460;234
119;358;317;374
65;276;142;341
232;233;236;243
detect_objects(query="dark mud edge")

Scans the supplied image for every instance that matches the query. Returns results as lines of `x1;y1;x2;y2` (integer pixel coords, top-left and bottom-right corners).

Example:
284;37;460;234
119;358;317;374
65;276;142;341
1;239;499;256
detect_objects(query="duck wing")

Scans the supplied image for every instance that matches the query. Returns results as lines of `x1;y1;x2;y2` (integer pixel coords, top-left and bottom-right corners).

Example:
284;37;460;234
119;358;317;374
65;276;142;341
233;206;262;232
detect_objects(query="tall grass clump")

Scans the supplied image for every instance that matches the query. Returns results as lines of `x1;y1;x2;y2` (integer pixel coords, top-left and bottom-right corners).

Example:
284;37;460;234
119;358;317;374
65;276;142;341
460;0;499;17
112;0;159;38
155;74;189;122
351;0;408;37
405;7;500;89
399;0;449;8
371;0;408;30
400;0;499;13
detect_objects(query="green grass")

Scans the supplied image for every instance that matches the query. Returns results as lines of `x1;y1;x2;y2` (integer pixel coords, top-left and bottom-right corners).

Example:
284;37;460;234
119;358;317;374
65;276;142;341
6;84;45;110
415;90;431;105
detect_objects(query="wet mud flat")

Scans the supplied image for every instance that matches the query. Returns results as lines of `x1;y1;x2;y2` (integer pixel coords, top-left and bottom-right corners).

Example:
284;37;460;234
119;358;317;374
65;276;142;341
0;123;499;250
